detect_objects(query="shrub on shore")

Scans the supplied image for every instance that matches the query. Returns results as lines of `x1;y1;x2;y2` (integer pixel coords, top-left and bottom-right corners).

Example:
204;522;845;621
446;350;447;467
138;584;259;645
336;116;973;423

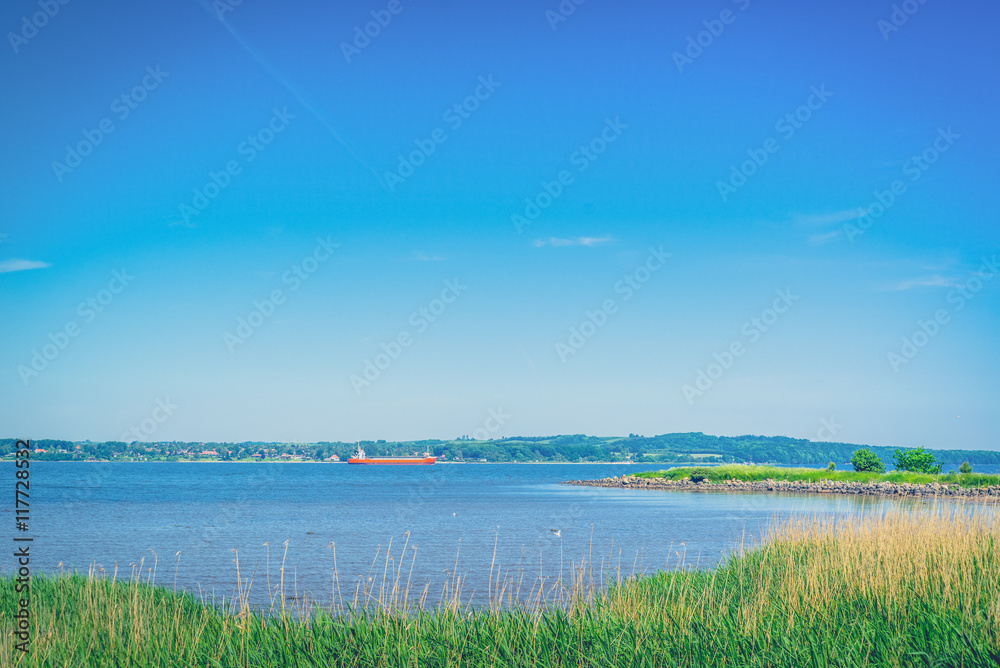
851;447;886;473
893;446;942;474
688;467;710;483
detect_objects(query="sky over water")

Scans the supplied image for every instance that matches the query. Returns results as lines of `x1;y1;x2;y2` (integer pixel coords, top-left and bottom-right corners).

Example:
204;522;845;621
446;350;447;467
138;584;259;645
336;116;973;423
1;0;997;448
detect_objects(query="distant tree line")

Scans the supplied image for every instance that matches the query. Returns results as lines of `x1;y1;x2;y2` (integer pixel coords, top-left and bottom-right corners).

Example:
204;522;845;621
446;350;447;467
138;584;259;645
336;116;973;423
633;433;1000;467
2;433;998;466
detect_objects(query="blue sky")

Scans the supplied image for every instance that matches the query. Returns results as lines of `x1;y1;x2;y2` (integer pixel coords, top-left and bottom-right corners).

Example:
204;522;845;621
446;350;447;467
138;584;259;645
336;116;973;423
1;0;997;449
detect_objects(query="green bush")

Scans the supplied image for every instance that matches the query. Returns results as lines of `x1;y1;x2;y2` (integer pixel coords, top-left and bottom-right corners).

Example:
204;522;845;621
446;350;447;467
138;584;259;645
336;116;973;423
689;468;709;483
893;447;942;474
826;462;836;472
960;461;973;474
851;448;885;473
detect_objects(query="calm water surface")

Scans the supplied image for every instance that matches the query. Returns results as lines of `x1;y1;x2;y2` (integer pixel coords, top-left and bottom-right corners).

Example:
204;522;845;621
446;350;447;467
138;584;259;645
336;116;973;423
3;462;988;609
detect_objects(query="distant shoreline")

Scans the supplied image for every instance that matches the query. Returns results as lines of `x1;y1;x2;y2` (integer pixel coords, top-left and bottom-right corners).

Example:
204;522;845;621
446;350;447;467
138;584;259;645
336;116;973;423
10;435;1000;472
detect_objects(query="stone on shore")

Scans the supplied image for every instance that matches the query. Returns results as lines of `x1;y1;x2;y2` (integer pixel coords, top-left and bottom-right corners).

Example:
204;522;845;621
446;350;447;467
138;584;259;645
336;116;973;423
565;474;1000;502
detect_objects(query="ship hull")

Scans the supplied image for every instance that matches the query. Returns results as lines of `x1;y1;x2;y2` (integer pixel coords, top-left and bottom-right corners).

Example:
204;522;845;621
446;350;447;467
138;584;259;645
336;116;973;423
347;457;437;465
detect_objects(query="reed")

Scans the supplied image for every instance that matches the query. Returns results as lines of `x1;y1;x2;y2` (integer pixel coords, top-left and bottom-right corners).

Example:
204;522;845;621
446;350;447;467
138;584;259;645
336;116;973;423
2;505;998;666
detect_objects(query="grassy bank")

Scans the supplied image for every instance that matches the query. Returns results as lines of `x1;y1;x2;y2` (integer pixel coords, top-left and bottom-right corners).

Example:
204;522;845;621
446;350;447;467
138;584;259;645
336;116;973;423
3;507;999;667
633;463;1000;488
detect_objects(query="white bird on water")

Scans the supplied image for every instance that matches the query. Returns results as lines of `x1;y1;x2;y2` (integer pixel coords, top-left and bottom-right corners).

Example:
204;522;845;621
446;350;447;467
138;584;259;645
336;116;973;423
550;529;561;538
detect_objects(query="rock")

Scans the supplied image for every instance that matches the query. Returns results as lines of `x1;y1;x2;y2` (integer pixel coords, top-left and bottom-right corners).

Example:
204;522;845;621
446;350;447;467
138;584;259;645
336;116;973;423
562;474;1000;503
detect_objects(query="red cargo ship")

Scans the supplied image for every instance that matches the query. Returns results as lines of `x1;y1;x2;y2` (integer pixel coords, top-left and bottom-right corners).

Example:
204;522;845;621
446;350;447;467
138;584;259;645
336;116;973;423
347;446;436;465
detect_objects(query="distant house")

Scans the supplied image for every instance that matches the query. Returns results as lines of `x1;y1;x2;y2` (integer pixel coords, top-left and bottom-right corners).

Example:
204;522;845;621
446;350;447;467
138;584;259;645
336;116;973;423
201;450;219;456
34;448;46;453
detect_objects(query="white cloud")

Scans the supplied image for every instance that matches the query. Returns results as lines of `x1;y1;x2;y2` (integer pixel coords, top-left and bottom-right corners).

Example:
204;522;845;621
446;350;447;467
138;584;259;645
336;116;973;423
794;209;868;227
918;257;959;272
415;251;445;262
881;275;962;291
0;259;51;273
793;209;873;245
532;236;613;248
807;230;841;246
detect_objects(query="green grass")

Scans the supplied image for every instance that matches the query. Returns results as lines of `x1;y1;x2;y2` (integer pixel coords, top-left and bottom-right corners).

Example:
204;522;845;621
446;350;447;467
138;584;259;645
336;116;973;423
3;507;1000;666
632;463;1000;488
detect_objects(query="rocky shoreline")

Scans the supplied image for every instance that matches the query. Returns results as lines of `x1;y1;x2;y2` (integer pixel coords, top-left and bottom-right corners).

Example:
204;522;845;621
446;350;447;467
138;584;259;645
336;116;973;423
567;475;1000;501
